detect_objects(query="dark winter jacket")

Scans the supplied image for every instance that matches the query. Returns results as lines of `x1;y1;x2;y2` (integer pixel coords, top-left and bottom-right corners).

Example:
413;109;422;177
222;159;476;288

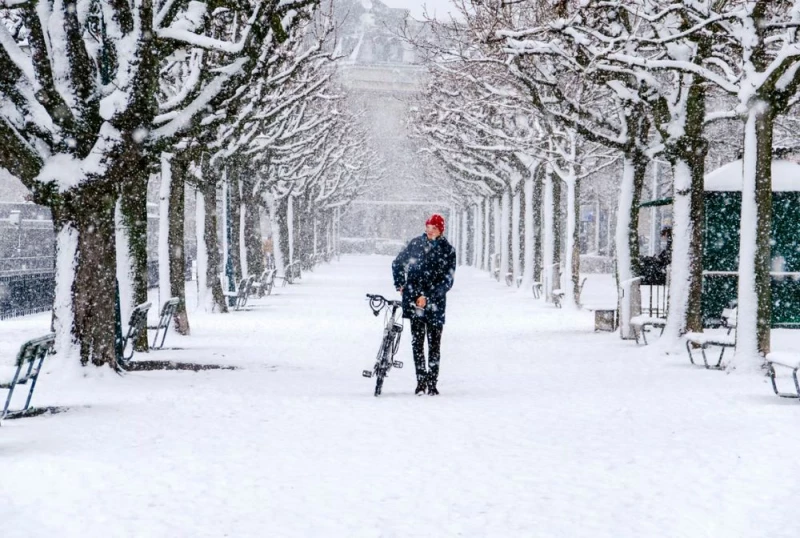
392;234;456;326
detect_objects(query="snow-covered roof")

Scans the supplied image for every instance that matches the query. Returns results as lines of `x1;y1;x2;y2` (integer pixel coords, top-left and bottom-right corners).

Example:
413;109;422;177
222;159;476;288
705;159;800;192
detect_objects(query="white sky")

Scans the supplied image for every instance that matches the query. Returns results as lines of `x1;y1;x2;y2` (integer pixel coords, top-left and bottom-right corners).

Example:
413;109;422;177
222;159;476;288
381;0;459;19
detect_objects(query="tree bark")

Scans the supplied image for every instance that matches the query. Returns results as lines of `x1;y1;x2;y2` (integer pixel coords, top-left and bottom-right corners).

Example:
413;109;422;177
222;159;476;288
202;179;228;313
511;186;521;286
552;172;562;291
169;157;190;335
533;168;543;283
118;159;149;351
734;103;774;363
570;178;581;306
70;181;119;366
244;196;264;278
483;198;490;272
227;167;243;282
543;165;555;300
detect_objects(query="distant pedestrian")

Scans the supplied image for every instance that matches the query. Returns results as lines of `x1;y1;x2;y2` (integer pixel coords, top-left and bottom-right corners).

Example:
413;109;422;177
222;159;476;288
640;226;672;285
392;214;456;395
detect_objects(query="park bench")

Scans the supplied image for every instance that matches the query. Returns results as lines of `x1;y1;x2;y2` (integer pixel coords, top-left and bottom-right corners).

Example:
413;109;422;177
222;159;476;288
551;278;586;308
490;253;501;280
552;289;564;308
251;268;276;298
630;315;666;345
766;352;800;399
532;281;542;298
684;307;737;369
290;261;302;282
278;262;302;286
1;333;56;421
148;297;180;350
121;301;152;362
222;276;254;310
300;255;313;272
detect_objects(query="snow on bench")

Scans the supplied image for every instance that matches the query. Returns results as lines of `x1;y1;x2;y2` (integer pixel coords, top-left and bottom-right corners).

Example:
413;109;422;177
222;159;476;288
684;307;737;370
766;352;800;399
630;315;666;345
552;289;564;308
684;331;736;347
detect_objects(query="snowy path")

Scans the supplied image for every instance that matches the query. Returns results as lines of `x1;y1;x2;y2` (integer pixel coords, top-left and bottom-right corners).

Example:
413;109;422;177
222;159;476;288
2;256;800;537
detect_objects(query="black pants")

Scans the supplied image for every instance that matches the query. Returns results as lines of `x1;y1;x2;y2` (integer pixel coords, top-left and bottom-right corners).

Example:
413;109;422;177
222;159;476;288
410;318;443;385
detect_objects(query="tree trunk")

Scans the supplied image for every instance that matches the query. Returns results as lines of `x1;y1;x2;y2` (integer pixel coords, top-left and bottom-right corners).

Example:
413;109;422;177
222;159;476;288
533;168;543;283
616;153;647;338
565;176;581;307
158;153;172;307
521;171;536;290
511;186;521;287
686;151;706;334
244;196;264;278
661;156;704;347
461;209;469;267
195;186;210;310
482;198;490;271
733;103;773;366
265;189;287;275
118;161;149;351
492;197;501;280
169;157;190;335
228;170;243;282
543;165;555;300
552;172;562;292
287;195;295;265
202;179;228;313
500;189;511;281
71;181;119;366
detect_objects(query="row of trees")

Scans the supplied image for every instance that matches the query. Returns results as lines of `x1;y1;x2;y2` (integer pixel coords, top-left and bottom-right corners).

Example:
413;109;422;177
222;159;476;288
0;1;381;368
409;0;800;369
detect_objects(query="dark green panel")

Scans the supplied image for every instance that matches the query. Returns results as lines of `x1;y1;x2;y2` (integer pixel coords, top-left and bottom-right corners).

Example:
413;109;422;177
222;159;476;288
704;192;741;272
701;275;737;325
702;191;800;326
771;193;800;272
772;277;800;326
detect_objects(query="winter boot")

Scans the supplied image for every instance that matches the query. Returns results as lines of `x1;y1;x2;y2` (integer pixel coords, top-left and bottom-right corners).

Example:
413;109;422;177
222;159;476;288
427;379;439;396
415;379;427;395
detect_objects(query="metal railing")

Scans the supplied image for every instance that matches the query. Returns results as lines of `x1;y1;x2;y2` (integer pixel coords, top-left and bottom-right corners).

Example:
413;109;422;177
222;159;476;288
0;272;55;320
0;256;55;276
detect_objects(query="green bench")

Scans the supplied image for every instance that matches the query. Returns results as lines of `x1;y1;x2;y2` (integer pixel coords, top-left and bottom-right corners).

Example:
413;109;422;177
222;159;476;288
766;352;800;399
684;307;737;369
1;333;56;421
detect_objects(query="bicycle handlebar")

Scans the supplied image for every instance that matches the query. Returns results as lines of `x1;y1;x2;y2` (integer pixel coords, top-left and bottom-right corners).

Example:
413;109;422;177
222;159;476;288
366;294;402;316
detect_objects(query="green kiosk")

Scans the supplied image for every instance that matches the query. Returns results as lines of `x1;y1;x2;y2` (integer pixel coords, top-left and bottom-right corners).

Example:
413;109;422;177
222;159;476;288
640;159;800;326
703;159;800;326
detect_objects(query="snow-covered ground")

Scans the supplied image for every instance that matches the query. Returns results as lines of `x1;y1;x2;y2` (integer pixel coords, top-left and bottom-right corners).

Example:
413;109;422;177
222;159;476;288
2;256;799;537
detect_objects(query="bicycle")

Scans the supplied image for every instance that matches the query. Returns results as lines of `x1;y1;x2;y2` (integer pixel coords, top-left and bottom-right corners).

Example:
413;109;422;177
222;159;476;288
362;294;404;396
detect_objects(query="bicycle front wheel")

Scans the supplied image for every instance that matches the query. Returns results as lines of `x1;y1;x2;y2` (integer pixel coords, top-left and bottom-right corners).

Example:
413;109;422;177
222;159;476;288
374;335;393;396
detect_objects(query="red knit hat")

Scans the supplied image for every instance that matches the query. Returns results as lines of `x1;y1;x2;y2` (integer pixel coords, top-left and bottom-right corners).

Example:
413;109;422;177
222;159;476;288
426;214;445;234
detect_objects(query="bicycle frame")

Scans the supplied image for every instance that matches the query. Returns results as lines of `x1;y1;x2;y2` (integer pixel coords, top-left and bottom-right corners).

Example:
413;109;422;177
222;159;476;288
363;294;404;396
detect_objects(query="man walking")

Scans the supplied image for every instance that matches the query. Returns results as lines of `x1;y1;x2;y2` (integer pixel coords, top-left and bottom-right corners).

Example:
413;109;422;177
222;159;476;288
392;214;456;395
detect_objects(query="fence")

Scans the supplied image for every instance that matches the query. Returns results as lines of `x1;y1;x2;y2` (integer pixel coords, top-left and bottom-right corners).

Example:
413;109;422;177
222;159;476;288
0;271;56;320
